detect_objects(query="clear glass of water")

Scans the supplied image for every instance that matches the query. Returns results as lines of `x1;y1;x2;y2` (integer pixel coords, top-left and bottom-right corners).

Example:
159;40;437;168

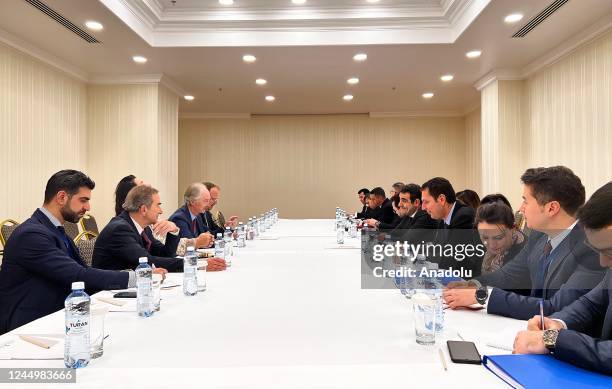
413;292;436;345
197;258;208;292
90;306;108;358
152;274;162;311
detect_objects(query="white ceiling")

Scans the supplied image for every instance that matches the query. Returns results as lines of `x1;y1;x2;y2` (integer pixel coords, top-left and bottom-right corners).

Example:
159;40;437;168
1;0;611;115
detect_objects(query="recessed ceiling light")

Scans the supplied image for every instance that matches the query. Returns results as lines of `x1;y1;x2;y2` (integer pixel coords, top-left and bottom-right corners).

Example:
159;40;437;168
366;0;381;3
422;92;434;99
132;55;147;63
184;95;194;101
265;95;275;102
343;94;354;101
243;54;257;63
465;50;482;59
84;21;103;31
255;78;267;85
440;74;454;82
292;0;307;4
504;13;524;23
353;53;367;62
347;77;360;85
219;0;234;5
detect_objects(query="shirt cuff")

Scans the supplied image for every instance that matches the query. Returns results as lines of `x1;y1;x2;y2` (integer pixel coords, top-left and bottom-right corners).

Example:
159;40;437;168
126;270;136;288
551;318;568;330
170;227;180;236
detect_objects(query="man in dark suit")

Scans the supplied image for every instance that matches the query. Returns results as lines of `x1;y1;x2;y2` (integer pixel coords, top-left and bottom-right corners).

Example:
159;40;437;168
169;182;214;248
0;170;143;334
444;167;605;320
355;188;370;218
420;177;481;274
390;183;436;242
92;185;183;272
365;187;395;225
201;182;238;236
514;181;612;375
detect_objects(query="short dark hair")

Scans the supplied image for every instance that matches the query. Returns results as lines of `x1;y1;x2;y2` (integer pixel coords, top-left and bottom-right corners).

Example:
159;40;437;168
480;193;512;211
577;182;612;230
370;187;386;198
521;166;585;216
456;189;481;209
115;175;137;216
357;188;370;196
400;183;422;203
44;170;95;204
392;182;404;191
421;177;456;203
203;181;219;191
475;201;515;229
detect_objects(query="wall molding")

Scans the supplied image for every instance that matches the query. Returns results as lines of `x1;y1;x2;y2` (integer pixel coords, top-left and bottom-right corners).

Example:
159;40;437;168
473;69;523;91
179;113;252;119
369;110;465;118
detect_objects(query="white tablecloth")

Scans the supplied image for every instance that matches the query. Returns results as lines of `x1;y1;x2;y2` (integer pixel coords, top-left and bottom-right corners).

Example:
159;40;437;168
0;219;528;388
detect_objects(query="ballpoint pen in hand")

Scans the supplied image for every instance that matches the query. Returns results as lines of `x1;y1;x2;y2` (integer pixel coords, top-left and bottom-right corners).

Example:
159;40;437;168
539;299;545;330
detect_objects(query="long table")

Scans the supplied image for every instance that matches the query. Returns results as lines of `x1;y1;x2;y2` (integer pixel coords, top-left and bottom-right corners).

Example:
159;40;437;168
0;219;527;388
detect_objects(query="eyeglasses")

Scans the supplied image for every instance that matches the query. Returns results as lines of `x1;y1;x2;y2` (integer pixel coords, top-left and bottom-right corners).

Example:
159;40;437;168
583;239;612;257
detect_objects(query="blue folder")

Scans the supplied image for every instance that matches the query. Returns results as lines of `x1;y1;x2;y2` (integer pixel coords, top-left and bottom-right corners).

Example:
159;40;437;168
483;354;612;389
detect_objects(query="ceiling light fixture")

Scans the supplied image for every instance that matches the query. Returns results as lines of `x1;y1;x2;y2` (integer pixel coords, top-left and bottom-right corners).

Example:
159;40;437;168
132;56;147;63
242;54;257;63
219;0;234;5
347;77;360;85
255;78;267;85
504;13;524;23
343;94;354;101
292;0;307;4
366;0;381;3
84;21;103;31
353;53;367;62
265;95;275;102
465;50;482;59
440;74;454;82
184;95;194;101
422;92;434;99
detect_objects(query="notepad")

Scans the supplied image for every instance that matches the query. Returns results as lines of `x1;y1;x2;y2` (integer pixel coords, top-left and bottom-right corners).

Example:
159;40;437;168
0;335;64;360
483;354;612;389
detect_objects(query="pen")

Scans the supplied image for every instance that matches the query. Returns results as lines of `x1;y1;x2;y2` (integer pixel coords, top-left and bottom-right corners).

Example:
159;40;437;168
539;299;545;330
438;348;448;371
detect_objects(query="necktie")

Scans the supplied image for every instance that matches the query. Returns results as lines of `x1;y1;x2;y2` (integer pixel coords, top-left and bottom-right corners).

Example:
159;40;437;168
141;230;152;252
57;226;79;261
532;241;553;298
192;219;197;234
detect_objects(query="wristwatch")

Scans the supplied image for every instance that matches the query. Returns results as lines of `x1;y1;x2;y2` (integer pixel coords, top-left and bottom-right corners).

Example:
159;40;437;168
543;329;560;351
475;286;488;305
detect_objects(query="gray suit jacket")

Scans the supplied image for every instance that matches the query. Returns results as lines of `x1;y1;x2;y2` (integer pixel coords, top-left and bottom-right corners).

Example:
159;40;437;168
551;270;612;375
478;224;605;320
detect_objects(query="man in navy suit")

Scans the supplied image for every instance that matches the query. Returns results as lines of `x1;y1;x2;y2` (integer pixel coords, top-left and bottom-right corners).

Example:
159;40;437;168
514;181;612;376
0;170;146;334
169;182;214;248
443;167;605;320
364;187;395;225
92;185;183;272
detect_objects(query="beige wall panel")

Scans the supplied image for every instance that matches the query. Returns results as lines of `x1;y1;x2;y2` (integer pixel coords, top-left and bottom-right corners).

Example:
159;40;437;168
157;85;179;219
179;115;467;219
0;42;87;223
464;108;482;195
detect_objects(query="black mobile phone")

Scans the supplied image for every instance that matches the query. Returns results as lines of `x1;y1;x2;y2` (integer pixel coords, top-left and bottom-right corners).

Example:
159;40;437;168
113;291;137;298
447;340;482;364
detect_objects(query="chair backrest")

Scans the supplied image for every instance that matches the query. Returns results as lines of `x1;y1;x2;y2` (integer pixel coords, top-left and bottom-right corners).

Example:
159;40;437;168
514;211;532;237
63;221;80;240
80;214;99;235
75;234;97;266
0;219;20;247
214;210;226;228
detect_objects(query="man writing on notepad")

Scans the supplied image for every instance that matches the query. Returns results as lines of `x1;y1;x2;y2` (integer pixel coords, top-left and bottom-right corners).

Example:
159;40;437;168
514;182;612;376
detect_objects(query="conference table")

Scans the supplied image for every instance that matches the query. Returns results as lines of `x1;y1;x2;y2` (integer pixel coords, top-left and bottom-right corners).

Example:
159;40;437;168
0;219;527;388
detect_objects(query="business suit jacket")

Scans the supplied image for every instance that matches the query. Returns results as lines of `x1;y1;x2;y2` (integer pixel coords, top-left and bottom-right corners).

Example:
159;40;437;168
390;209;437;243
356;204;369;219
169;204;209;239
368;198;395;225
0;209;129;334
551;270;612;375
92;211;183;272
201;210;225;237
479;224;605;320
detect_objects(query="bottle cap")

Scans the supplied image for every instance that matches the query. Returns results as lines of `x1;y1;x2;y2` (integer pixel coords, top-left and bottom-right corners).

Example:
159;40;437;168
71;281;85;290
239;222;244;225
217;233;222;238
186;246;195;252
139;257;148;263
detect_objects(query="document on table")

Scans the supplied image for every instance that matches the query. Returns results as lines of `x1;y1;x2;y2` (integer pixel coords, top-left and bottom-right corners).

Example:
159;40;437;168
93;292;136;312
0;335;64;360
458;326;519;353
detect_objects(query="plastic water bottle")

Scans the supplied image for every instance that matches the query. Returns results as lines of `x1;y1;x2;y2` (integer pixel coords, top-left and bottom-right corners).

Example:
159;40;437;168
259;214;266;232
237;222;246;247
223;227;232;267
215;233;225;259
252;216;260;237
136;257;154;317
349;220;357;238
183;247;198;296
64;281;90;368
246;218;254;240
336;219;345;244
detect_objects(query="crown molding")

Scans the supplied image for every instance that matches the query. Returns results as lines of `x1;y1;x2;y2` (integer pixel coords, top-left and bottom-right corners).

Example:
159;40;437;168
179;113;252;119
369;110;464;118
473;68;523;91
0;27;89;81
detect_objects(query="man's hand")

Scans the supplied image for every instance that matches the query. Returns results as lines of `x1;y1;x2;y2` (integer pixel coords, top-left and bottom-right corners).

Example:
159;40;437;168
365;219;378;228
527;315;564;331
446;280;477;289
152;220;179;236
153;267;168;281
513;330;549;355
225;216;239;228
195;232;214;248
443;287;477;309
206;257;227;272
